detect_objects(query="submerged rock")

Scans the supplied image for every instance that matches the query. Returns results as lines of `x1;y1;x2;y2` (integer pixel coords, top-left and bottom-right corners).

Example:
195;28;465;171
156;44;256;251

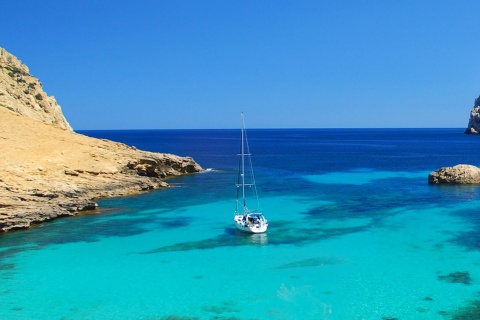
437;271;472;285
428;164;480;184
450;300;480;320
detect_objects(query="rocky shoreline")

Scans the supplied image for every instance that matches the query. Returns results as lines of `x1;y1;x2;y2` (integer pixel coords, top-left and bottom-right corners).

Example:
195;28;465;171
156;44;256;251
0;107;202;232
0;48;202;232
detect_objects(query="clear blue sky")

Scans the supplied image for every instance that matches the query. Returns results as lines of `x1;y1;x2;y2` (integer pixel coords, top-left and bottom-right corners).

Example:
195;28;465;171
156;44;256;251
2;1;480;129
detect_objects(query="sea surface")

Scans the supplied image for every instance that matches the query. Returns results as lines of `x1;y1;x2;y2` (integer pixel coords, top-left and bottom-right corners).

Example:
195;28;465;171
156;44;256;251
2;128;480;320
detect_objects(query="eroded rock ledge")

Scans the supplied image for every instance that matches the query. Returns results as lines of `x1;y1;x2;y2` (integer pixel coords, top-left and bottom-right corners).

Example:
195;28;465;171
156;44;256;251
428;164;480;184
0;107;202;232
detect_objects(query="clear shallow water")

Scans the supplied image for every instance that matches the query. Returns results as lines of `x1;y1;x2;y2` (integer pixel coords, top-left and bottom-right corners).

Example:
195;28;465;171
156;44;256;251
2;129;480;319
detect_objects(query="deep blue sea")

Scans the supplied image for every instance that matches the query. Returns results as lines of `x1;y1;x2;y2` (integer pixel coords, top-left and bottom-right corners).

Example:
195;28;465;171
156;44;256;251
2;128;480;320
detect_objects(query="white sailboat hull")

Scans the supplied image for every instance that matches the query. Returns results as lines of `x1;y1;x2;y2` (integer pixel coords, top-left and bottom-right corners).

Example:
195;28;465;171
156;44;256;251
234;215;268;234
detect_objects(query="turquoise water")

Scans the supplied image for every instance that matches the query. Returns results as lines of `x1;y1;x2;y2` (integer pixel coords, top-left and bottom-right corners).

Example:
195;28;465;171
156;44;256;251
2;129;480;319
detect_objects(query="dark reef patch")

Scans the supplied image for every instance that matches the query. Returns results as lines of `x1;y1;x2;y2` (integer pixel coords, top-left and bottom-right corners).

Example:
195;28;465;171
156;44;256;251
452;230;480;252
450;300;480;320
156;216;194;229
449;203;480;251
0;205;196;264
0;263;15;271
437;271;472;285
0;289;12;296
142;221;374;253
202;303;240;315
0;243;39;265
153;316;200;320
273;256;346;269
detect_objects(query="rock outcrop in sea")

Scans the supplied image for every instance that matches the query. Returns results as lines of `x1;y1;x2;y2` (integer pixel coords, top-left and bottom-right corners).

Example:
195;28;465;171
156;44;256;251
465;95;480;134
431;96;480;184
428;164;480;184
0;48;202;232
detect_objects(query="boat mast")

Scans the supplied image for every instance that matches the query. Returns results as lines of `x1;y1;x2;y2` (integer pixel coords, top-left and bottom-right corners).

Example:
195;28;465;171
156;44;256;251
241;112;246;212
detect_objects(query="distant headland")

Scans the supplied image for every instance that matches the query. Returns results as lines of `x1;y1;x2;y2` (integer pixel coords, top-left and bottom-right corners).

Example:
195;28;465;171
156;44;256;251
0;48;202;232
465;95;480;134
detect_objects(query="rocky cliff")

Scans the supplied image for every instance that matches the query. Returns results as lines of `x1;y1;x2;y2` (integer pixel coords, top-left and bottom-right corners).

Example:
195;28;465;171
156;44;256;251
0;48;72;130
0;48;202;232
465;96;480;134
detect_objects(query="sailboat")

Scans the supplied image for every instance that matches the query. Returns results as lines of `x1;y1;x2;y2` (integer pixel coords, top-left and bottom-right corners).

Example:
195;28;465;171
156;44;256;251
233;112;268;233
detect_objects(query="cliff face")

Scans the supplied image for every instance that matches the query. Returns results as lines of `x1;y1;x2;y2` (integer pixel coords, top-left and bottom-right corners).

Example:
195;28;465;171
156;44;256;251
0;49;202;232
465;96;480;134
0;48;72;130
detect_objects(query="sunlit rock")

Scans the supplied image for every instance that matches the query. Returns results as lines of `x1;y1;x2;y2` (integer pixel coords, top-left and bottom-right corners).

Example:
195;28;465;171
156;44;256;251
428;164;480;184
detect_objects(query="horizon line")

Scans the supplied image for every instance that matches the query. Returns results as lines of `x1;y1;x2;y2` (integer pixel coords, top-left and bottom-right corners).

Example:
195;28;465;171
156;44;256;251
76;127;468;131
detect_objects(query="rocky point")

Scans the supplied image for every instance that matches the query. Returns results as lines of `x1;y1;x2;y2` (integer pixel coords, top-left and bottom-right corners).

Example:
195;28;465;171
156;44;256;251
0;48;202;232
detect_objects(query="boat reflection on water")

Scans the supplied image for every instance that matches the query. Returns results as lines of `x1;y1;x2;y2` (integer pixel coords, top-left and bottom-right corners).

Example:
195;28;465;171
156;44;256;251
225;228;269;246
246;232;268;246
